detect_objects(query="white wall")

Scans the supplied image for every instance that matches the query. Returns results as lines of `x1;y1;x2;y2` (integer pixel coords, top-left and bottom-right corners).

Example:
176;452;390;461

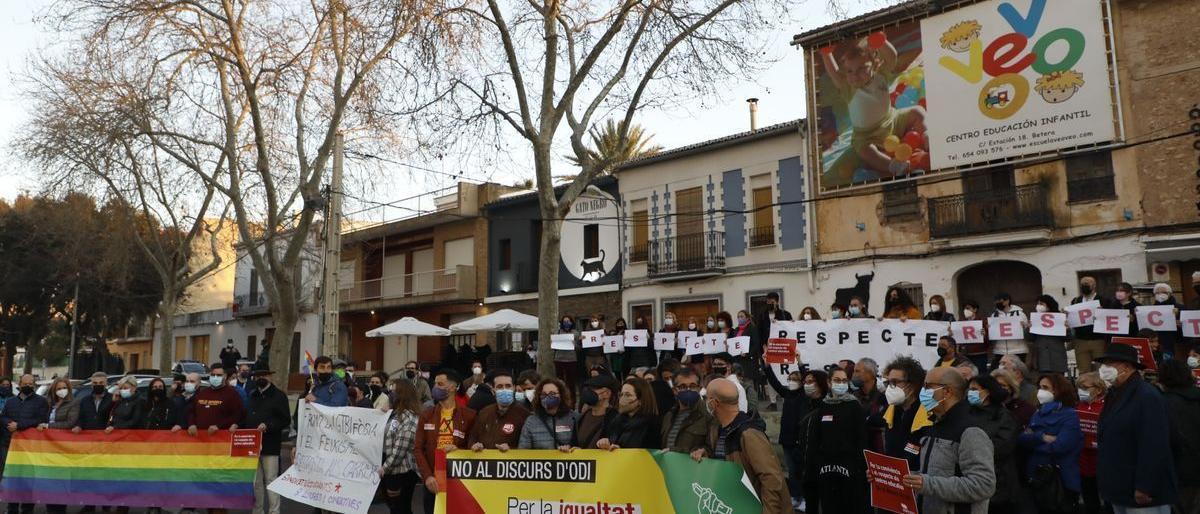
173;311;321;372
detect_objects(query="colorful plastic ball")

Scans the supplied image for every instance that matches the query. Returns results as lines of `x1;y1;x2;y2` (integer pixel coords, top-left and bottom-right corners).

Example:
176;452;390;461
894;143;913;162
868;32;886;49
903;131;924;150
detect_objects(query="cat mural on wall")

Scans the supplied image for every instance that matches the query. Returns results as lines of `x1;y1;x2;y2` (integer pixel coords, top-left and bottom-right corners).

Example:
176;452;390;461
580;249;607;282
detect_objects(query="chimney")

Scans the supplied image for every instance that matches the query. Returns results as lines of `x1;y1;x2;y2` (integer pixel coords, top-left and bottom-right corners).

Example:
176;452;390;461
746;98;759;132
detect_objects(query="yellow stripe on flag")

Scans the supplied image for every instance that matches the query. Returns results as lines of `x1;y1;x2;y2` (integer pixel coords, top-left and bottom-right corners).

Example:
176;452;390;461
6;451;258;470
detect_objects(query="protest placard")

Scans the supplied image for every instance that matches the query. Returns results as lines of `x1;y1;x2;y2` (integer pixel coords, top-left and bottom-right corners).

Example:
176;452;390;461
1094;309;1130;335
703;333;727;355
580;330;605;349
270;401;390;514
727;336;750;356
1030;312;1067;337
1066;300;1101;328
677;331;698;350
764;338;798;364
623;329;649;348
653;332;676;351
950;320;985;345
1183;311;1200;338
1111;337;1157;371
684;332;706;356
602;335;623;354
864;450;919;514
987;317;1024;341
1135;306;1177;331
1078;410;1099;450
550;334;575;351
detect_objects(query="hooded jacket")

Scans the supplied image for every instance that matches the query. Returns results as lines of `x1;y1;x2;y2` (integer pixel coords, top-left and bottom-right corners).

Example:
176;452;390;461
1162;384;1200;487
917;401;996;514
706;412;789;514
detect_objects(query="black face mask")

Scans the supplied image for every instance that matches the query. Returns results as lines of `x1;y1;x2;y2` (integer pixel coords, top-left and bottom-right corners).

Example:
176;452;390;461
92;384;106;396
255;378;271;390
579;388;599;407
317;372;333;383
1081;285;1093;295
995;301;1006;310
405;369;417;379
150;389;166;399
937;347;949;358
0;388;10;398
615;325;626;332
712;366;728;377
19;386;34;396
370;385;384;396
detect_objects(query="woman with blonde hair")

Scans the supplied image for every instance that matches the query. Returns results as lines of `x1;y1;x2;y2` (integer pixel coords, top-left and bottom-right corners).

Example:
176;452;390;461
38;378;78;430
992;368;1036;430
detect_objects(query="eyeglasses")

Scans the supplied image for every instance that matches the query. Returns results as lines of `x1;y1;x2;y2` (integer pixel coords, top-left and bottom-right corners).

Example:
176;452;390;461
924;383;947;389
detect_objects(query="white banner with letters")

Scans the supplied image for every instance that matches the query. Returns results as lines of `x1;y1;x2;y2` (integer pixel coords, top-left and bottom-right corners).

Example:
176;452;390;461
1135;306;1176;332
270;401;389;514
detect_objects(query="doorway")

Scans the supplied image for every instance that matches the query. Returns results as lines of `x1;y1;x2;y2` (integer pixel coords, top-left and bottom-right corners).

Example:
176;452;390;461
956;261;1043;313
190;335;210;363
664;298;719;327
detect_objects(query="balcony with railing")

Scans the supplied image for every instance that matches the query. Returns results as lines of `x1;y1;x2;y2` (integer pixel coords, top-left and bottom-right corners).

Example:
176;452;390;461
629;243;649;263
748;225;776;247
340;265;477;311
648;231;725;280
233;292;269;317
927;184;1053;239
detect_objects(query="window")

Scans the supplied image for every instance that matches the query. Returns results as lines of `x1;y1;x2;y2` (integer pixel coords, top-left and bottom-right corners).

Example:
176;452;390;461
631;209;649;263
892;282;925;315
750;186;775;246
499;239;512;271
630;303;653;329
246;335;257;360
1066;151;1115;203
882;181;920;220
675;187;704;237
443;237;474;274
584;224;600;260
248;268;260;305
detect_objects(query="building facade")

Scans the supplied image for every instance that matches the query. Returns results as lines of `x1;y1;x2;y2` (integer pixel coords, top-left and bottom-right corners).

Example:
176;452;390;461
616;121;810;330
484;176;624;348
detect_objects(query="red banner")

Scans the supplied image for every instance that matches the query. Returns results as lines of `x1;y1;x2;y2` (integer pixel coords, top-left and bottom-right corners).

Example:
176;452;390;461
229;429;262;457
764;338;797;364
864;450;919;514
1111;337;1157;371
1078;410;1099;450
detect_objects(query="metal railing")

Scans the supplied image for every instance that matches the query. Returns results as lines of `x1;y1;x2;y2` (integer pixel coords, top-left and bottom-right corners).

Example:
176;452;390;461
648;231;725;278
233;293;268;316
340;265;476;304
927;184;1052;239
748;225;776;247
629;243;649;263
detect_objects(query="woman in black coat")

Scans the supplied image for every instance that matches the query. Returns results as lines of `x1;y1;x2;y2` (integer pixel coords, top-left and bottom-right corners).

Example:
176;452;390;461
1159;359;1200;514
106;377;145;431
968;374;1021;512
142;378;177;430
803;367;868;514
597;377;661;450
766;367;821;506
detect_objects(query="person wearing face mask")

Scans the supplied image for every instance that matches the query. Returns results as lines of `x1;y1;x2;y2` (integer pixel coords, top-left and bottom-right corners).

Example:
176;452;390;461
514;370;541;409
243;369;289;514
957;300;990;373
883;286;922;320
607;318;629;375
305;355;349;407
852;357;888;453
553;315;582;396
801;367;868;514
39;377;79;432
185;363;245;438
966;374;1020;513
661;369;715;457
1018;373;1083;512
462;360;487;403
761;368;813;511
219;339;242;374
729;310;767;409
935;335;970;369
141;378;178;430
1071;276;1113;374
989;292;1029;370
1030;295;1070;374
582;314;609;374
517;378;578;451
1157;359;1200;514
468;370;529;453
106;376;146;432
172;372;202;428
1150;283;1184;357
415;370;477;514
0;378;12;414
1188;347;1200;372
625;316;657;371
597;377;662;450
1113;282;1142;338
380;380;421;514
756;292;793;344
401;361;433;406
796;307;821;323
1095;344;1178;513
991;368;1037;430
1140;329;1169;370
703;378;790;514
75;371;114;432
901;367;997;514
711;354;753;413
1074;372;1108;514
880;356;932;473
0;374;47;514
361;372;395;411
925;294;957;322
828;302;848;321
572;375;619;449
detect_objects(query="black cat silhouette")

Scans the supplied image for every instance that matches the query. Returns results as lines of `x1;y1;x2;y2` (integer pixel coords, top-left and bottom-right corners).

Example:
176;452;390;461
580;249;607;280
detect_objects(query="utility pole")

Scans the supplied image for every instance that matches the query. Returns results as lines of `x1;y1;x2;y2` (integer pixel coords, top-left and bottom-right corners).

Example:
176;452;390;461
67;279;79;379
321;132;344;358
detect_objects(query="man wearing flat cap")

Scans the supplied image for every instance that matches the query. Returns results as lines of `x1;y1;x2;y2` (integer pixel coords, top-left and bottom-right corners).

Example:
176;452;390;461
1095;345;1177;513
244;369;289;514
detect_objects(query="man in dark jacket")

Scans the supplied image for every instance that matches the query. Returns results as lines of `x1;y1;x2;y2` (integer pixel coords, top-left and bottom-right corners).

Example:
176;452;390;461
219;339;242;372
1071;276;1111;374
468;370;528;451
756;292;793;347
661;368;714;458
75;372;114;431
1096;344;1177;512
2;374;48;514
704;378;789;514
244;369;290;514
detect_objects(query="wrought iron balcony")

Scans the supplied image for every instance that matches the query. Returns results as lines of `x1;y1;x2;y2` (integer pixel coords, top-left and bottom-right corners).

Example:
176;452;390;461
748;225;776;247
629;243;649;263
233;293;269;317
927;184;1052;239
648;231;725;280
339;265;477;311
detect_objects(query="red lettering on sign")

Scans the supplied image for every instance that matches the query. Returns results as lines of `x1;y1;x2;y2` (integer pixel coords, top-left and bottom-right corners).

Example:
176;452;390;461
1147;311;1162;327
963;326;977;340
1040;313;1054;328
999;322;1013;338
983;33;1036;76
1080;309;1094;325
1105;315;1119;332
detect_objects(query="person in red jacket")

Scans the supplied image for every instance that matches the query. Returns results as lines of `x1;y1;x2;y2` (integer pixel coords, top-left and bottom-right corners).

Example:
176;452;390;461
414;369;475;514
182;363;246;435
1076;371;1107;514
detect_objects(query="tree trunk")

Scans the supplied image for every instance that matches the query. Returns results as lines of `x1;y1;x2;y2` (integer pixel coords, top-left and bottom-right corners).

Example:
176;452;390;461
267;272;300;389
156;296;178;374
536;217;563;379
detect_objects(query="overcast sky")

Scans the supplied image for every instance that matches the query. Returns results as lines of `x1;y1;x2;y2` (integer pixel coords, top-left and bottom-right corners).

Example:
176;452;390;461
0;0;889;218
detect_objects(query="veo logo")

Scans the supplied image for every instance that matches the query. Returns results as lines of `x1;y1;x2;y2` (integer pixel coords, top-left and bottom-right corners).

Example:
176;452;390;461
938;0;1088;120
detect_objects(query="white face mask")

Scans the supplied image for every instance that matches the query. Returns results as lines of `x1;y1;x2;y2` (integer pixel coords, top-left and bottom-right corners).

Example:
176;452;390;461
664;318;674;326
802;313;813;321
1155;293;1170;303
523;390;536;402
706;321;715;329
930;304;941;313
472;366;483;376
787;380;801;391
55;388;68;399
591;321;600;328
885;385;907;405
1098;364;1119;385
717;320;727;329
1189;356;1200;369
1035;304;1048;313
184;383;197;393
1077;389;1091;403
963;309;975;320
1036;389;1055;405
688;323;697;330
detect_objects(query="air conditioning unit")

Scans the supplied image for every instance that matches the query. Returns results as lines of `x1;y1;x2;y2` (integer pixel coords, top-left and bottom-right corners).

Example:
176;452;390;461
1150;262;1170;283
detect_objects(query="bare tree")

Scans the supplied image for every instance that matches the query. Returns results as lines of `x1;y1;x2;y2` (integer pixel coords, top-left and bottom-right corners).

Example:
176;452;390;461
24;0;460;384
447;0;788;376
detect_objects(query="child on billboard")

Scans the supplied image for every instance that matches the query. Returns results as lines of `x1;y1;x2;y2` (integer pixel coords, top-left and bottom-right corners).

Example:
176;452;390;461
821;31;927;184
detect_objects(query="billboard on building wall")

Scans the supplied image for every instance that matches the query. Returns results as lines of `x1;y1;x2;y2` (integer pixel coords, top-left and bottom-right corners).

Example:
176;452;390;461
808;0;1117;191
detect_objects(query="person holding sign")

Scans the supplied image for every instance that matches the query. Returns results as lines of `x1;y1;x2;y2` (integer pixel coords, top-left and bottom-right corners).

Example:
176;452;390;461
883;286;922;320
1158;359;1200;514
553;316;581;397
1075;372;1107;514
958;301;990;373
1031;295;1070;374
1151;283;1184;356
802;367;869;514
626;316;657;370
1071;277;1110;374
901;368;996;514
608;317;629;375
414;369;476;514
989;292;1029;369
1114;283;1142;337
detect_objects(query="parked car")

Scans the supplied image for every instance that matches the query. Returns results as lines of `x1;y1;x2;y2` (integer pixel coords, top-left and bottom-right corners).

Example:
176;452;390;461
172;360;209;377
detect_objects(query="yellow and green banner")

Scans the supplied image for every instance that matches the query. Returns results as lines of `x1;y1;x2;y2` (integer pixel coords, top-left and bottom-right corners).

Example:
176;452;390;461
435;449;762;513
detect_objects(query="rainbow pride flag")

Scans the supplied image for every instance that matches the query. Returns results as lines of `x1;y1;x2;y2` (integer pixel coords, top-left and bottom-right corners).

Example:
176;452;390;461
0;429;258;508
